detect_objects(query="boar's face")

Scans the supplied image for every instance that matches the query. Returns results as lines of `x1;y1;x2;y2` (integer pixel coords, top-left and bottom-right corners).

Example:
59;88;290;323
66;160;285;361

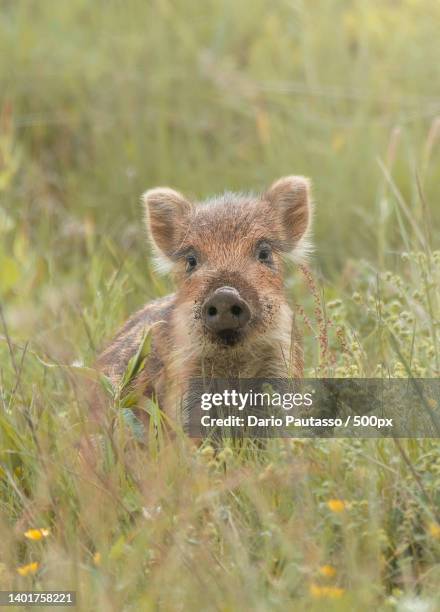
143;177;312;349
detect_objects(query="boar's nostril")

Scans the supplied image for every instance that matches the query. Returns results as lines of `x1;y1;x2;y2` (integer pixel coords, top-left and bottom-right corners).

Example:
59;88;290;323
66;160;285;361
202;287;251;334
231;305;242;317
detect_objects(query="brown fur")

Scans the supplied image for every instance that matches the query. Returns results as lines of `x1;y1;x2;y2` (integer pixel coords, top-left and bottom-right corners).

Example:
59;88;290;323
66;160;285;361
97;177;313;426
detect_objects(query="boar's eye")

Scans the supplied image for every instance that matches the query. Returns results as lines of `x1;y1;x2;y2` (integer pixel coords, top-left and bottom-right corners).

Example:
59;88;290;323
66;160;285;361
256;242;273;266
185;253;198;272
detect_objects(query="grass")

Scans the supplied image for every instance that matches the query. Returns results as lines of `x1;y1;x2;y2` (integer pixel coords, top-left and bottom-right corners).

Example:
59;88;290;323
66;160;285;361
1;0;440;609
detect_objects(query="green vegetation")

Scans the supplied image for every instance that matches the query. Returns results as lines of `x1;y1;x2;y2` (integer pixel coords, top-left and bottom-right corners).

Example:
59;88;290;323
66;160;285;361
1;1;439;609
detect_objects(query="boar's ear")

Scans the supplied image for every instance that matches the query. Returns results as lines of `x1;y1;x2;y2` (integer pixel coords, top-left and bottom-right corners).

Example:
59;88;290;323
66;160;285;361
142;187;192;267
266;176;313;258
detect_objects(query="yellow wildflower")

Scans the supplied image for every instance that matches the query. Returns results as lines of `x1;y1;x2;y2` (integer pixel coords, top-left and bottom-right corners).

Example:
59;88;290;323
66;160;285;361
93;552;101;566
327;499;346;513
319;564;337;578
24;528;50;541
429;522;440;539
17;561;39;576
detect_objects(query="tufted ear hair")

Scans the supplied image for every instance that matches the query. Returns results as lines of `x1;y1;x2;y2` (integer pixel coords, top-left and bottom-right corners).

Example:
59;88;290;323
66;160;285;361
142;187;192;270
265;175;313;258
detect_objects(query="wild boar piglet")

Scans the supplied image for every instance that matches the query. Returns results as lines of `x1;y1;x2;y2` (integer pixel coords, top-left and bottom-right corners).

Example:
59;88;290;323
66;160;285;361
98;176;313;422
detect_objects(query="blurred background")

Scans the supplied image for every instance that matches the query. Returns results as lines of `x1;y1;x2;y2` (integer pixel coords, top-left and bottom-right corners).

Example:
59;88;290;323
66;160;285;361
0;0;439;362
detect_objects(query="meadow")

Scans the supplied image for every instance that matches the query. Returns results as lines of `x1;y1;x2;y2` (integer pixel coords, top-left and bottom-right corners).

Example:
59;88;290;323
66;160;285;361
1;1;440;609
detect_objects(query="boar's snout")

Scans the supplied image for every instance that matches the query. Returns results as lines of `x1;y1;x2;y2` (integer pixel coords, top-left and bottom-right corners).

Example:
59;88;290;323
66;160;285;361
202;286;251;341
